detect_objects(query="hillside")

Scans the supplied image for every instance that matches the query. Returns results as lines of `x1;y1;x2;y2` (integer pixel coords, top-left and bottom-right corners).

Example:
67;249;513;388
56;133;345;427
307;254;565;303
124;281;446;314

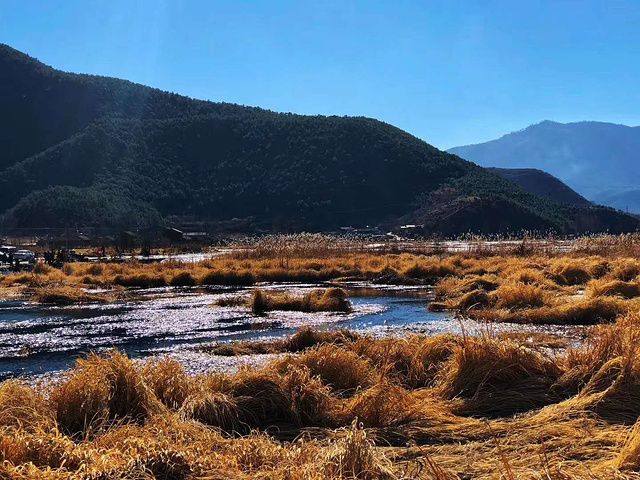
449;121;640;212
486;168;591;206
0;44;637;234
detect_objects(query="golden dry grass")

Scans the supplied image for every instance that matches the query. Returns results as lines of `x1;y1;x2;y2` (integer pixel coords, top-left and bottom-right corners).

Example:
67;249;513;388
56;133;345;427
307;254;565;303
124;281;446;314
8;237;640;476
251;287;352;314
6;313;640;478
0;236;639;316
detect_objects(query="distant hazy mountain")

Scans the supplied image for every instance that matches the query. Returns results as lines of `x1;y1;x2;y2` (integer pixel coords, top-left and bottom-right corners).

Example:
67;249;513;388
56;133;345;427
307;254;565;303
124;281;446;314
486;168;590;207
449;121;640;212
0;44;637;234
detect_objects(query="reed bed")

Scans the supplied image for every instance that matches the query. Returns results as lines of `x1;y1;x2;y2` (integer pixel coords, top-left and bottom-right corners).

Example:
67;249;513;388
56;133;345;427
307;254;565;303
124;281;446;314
1;234;640;312
6;316;640;478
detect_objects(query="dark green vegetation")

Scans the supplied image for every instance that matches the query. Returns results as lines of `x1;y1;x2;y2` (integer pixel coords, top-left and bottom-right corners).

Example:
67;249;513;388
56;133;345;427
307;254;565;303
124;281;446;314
1;45;637;233
449;120;640;213
487;167;591;206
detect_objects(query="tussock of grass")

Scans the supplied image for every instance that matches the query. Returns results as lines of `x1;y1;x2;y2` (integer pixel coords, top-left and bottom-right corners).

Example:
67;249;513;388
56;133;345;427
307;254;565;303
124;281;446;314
343;381;419;428
251;287;351;314
483;297;628;325
213;295;248;307
142;357;193;409
437;335;562;415
113;272;168;288
492;282;545;310
32;286;105;305
199;269;255;286
588;279;640;299
455;289;492;310
321;420;395;480
617;421;640;470
434;275;500;298
610;258;640;281
508;267;548;285
51;351;164;437
179;391;243;431
201;326;359;356
169;271;197;287
276;344;374;395
551;261;592;286
349;334;458;388
0;381;52;431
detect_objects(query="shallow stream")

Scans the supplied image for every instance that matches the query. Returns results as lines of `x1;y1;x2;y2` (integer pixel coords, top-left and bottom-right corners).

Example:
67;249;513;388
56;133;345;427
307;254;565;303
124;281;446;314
0;283;576;379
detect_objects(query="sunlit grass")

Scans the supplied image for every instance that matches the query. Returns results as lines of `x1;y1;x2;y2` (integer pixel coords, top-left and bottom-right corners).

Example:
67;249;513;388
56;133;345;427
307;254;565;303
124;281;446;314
5;316;640;477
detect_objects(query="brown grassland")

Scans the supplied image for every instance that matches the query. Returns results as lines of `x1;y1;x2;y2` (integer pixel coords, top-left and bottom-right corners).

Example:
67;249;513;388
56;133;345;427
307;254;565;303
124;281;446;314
5;318;640;478
5;234;640;477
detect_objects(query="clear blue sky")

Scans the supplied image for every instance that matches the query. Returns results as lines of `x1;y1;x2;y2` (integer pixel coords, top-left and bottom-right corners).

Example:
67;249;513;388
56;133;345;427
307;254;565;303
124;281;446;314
3;0;640;149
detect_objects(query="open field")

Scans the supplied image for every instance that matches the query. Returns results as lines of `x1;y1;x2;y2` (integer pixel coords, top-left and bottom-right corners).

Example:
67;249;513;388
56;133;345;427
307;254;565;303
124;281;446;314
4;234;640;477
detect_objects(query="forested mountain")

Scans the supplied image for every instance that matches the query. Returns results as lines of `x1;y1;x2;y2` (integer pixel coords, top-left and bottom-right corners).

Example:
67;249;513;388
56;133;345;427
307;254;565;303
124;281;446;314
0;44;637;234
449;121;640;213
487;168;590;207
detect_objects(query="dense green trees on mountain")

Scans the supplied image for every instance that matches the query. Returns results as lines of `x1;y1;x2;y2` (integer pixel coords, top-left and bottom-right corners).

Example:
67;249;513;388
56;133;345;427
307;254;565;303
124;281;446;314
0;44;637;234
486;168;591;207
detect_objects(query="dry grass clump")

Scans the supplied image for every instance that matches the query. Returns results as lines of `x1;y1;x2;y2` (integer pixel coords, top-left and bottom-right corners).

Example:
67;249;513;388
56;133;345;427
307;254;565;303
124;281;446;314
32;286;105;305
219;365;335;429
199;269;255;286
0;381;52;431
113;272;168;288
141;357;194;409
278;364;335;427
507;267;548;285
617;421;640;470
491;282;545;310
32;262;53;275
322;420;395;479
50;351;164;437
610;258;640;281
169;271;197;287
276;344;374;395
11;317;640;477
437;335;562;415
349;335;458;389
251;287;351;314
214;294;248;307
587;279;640;299
487;296;628;325
343;381;420;428
201;326;359;356
550;257;609;285
179;391;243;431
429;289;492;312
434;275;500;298
282;326;359;351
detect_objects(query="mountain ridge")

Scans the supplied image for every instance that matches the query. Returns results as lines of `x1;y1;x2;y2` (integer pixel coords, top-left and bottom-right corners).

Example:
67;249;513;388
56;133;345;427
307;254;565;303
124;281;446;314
486;167;591;207
1;44;637;234
448;120;640;213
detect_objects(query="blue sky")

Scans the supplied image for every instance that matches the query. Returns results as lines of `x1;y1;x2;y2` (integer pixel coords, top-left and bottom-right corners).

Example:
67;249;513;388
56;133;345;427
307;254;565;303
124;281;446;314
3;0;640;149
